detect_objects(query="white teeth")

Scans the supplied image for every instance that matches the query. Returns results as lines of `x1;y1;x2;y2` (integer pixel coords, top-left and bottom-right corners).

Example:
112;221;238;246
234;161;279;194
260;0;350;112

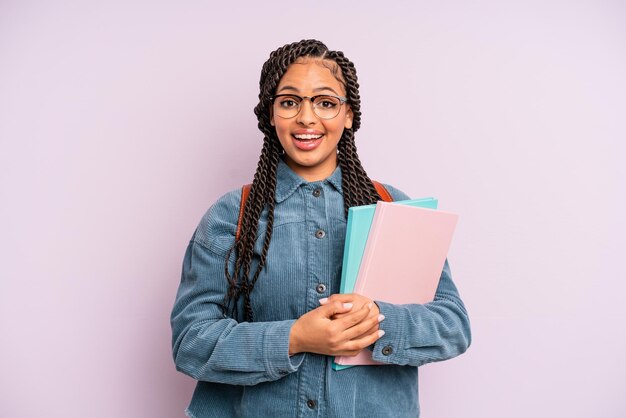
294;134;323;140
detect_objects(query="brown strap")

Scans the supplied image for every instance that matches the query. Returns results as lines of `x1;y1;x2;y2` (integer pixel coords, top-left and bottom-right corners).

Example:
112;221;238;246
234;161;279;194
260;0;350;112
235;180;393;241
235;184;252;242
372;180;394;202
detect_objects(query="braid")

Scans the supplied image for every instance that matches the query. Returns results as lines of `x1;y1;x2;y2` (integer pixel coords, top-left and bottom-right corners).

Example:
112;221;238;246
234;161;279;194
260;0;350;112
337;130;381;216
223;136;279;321
326;50;382;214
224;40;382;321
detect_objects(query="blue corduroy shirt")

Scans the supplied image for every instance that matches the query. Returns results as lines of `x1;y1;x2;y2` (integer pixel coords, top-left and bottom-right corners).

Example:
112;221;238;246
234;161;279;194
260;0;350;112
171;159;471;418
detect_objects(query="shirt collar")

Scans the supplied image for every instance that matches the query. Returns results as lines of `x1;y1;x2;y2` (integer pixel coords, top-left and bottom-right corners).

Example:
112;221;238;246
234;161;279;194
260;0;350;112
275;158;343;203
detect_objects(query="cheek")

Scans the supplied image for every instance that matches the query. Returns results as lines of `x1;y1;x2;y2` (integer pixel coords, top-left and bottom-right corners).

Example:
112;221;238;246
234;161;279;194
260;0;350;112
274;123;291;142
325;119;346;138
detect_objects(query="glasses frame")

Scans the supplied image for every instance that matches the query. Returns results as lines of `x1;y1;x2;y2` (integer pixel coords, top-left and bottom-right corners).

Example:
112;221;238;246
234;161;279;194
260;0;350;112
271;94;348;120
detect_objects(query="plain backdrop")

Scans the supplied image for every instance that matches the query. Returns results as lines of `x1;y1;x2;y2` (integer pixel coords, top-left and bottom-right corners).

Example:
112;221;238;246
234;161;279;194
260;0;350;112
1;1;625;417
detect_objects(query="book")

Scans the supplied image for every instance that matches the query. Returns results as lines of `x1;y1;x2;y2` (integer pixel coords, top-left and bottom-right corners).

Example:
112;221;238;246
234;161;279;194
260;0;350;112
339;198;438;295
334;201;458;369
333;197;438;371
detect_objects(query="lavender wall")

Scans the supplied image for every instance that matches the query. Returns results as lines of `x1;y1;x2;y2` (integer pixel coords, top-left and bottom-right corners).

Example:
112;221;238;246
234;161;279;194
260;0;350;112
1;1;624;417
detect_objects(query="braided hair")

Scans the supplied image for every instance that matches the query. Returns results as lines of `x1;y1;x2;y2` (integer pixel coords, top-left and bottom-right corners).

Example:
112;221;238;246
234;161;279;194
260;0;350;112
224;39;383;321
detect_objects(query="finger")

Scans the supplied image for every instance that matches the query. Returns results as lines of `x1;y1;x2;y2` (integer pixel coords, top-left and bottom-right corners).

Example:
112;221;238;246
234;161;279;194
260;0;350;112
321;300;354;318
358;311;384;334
335;302;371;330
326;293;360;304
342;311;384;341
320;294;356;306
339;329;386;355
350;321;382;341
332;303;379;321
330;312;348;320
331;306;364;320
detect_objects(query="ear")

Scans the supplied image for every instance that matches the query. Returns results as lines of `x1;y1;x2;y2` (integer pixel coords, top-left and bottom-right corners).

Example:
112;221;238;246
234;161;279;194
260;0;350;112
344;106;353;130
269;106;275;126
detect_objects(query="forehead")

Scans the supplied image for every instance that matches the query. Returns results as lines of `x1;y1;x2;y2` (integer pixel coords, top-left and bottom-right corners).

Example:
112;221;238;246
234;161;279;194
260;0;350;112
276;58;346;94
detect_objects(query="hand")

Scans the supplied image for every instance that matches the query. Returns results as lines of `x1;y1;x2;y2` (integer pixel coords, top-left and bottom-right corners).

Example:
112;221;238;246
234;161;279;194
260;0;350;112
289;299;384;357
321;293;383;340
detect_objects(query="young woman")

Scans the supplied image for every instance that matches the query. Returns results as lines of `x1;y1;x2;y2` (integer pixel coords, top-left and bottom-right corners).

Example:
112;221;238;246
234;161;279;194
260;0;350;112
171;39;471;418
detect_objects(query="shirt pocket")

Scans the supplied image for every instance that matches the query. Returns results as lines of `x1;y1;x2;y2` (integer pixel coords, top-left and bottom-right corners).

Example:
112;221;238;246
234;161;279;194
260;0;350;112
252;213;306;257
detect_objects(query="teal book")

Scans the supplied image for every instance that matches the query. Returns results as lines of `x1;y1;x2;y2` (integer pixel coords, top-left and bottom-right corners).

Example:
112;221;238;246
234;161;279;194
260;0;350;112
333;197;438;371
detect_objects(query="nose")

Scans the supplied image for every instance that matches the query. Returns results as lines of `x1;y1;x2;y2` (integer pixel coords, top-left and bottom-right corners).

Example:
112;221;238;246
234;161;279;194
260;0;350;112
296;98;318;125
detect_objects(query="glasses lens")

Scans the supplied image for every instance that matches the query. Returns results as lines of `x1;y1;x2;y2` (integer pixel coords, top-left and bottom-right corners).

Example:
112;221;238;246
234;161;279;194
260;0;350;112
313;96;342;119
274;95;301;119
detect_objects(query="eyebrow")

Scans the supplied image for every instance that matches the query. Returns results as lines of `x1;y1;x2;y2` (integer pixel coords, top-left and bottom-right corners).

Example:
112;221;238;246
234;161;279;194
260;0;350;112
276;85;340;95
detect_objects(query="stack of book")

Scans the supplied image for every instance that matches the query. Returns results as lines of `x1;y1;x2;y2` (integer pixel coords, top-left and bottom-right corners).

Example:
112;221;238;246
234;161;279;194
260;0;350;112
333;197;458;370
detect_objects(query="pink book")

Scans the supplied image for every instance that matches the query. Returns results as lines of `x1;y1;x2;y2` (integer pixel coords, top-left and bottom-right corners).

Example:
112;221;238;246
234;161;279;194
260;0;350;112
335;202;458;367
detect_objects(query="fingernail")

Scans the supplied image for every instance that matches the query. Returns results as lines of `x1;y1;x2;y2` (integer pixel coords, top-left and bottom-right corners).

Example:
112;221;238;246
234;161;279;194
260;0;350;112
319;298;328;304
377;314;385;322
378;330;385;337
343;302;353;309
367;302;373;309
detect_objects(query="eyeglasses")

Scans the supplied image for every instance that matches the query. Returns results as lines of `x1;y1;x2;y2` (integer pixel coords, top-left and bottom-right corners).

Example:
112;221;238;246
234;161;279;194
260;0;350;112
271;94;348;120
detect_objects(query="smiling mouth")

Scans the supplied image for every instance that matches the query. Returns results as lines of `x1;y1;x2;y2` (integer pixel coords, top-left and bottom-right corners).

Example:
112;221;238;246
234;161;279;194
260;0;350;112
290;133;324;151
293;134;323;140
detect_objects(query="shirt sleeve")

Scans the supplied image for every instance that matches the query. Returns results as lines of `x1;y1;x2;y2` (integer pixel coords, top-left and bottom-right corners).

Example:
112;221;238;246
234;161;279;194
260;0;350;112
170;191;305;386
368;184;472;367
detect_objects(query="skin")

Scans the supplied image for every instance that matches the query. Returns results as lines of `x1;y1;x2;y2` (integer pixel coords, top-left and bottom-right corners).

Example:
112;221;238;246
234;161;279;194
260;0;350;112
289;294;384;357
269;58;384;356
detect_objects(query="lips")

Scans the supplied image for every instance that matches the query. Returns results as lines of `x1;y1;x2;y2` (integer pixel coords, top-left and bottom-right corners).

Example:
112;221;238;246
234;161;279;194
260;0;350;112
291;133;324;151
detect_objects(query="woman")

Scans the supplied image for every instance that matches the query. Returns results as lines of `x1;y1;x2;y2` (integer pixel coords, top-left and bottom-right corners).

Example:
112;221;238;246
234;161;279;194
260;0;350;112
171;39;471;418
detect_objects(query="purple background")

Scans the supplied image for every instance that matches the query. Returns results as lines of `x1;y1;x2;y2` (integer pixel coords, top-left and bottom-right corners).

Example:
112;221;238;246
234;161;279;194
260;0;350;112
1;1;625;417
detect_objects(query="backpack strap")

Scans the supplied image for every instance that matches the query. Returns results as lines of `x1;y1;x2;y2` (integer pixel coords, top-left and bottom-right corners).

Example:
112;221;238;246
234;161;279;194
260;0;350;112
235;184;252;242
235;180;393;242
372;180;394;203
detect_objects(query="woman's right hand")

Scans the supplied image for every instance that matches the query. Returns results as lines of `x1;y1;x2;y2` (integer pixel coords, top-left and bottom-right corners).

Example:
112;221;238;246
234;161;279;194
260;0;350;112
288;301;384;356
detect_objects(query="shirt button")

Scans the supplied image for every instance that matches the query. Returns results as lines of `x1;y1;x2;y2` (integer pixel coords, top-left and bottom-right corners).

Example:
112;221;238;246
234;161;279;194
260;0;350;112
306;399;317;409
316;283;327;294
382;345;393;356
312;188;322;197
315;229;326;239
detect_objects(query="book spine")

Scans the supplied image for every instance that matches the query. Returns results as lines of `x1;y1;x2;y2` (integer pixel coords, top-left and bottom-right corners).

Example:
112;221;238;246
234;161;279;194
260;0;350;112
339;210;355;294
354;202;388;295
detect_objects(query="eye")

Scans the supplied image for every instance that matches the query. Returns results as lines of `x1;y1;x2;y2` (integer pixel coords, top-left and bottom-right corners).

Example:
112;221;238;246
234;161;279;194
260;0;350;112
278;96;300;109
316;96;339;109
